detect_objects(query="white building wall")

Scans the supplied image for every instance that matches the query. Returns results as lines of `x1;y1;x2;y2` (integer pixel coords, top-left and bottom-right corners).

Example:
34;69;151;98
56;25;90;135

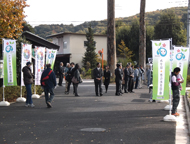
62;35;71;54
69;35;107;67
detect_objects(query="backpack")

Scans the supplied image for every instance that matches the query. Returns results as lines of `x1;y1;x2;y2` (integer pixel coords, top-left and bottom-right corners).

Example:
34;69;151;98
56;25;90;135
41;70;53;86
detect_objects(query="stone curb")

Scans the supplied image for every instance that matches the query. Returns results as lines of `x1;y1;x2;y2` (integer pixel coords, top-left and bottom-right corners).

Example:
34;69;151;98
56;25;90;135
184;92;190;135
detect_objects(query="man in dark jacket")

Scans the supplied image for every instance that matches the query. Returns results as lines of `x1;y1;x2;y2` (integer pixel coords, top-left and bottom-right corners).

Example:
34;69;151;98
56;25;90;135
124;64;130;93
93;63;103;96
41;64;56;108
66;62;75;94
58;62;64;86
115;63;122;96
22;61;34;107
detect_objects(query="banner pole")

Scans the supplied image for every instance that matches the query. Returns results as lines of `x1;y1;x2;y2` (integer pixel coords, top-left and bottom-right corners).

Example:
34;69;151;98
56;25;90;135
16;43;26;102
0;39;10;106
163;38;176;121
169;38;172;115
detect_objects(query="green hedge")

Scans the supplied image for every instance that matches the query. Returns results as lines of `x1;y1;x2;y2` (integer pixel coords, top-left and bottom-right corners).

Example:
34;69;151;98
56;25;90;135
0;85;43;102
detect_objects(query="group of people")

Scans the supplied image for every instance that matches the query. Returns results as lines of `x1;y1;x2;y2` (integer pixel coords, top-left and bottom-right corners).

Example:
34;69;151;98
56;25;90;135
21;60;183;117
58;62;145;97
115;63;145;96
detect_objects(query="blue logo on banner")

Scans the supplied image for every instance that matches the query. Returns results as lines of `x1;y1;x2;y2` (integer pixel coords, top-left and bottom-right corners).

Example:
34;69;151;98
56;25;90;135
5;45;13;53
157;47;167;57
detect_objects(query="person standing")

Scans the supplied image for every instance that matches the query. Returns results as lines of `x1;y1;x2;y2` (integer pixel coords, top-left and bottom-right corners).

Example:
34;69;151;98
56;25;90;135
146;65;151;87
41;64;56;108
22;62;35;107
93;63;103;96
139;65;144;88
128;65;135;93
67;62;75;94
104;66;110;93
171;67;183;116
58;62;64;86
124;64;130;93
64;63;70;94
134;65;139;89
115;63;122;96
72;64;82;97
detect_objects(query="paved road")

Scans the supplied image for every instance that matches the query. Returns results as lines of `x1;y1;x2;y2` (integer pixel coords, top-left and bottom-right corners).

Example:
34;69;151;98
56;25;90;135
0;83;175;144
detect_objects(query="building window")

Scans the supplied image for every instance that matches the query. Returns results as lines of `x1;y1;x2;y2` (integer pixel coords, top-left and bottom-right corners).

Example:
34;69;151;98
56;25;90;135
84;41;96;47
63;41;67;49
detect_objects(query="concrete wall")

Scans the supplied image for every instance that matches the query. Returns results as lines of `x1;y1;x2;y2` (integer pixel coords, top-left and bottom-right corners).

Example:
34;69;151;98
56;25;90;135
53;34;107;67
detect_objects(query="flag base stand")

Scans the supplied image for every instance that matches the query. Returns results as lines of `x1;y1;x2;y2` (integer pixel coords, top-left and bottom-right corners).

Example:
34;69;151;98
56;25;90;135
0;101;10;106
32;94;40;99
157;100;169;103
163;114;177;122
16;97;26;102
164;105;173;110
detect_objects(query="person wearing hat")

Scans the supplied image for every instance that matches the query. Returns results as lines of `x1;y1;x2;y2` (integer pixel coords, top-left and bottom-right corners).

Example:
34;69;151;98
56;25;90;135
93;62;103;96
115;63;122;96
22;61;35;107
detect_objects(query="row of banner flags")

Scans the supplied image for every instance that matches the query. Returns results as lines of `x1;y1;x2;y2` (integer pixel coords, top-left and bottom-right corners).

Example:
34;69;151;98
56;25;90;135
2;39;57;87
1;39;189;101
152;39;189;100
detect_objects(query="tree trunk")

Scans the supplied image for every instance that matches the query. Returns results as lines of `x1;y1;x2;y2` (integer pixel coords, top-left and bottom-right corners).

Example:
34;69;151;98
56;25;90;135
107;0;116;79
139;0;146;80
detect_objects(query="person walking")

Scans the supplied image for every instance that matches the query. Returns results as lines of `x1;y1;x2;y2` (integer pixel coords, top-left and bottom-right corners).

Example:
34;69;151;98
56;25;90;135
64;63;70;94
124;64;130;93
58;62;64;86
115;63;122;96
104;66;110;93
122;67;125;93
171;67;184;116
22;62;35;107
67;62;75;94
72;64;82;97
41;64;57;108
93;63;103;96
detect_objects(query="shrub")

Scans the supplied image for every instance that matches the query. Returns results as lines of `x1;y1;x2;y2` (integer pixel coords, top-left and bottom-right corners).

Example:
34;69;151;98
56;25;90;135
0;85;43;102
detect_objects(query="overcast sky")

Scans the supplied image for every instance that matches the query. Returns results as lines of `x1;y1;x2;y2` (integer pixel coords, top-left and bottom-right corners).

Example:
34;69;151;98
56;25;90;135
24;0;188;27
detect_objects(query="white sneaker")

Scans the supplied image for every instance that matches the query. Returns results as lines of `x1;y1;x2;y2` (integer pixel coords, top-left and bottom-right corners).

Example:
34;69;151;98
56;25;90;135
25;104;29;107
30;104;35;108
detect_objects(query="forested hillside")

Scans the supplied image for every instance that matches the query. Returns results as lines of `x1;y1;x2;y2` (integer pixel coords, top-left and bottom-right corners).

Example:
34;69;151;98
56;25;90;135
34;7;188;38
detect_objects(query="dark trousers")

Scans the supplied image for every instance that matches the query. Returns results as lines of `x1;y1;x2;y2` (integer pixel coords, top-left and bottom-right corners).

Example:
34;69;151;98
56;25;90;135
25;84;32;104
116;80;121;95
172;90;180;114
95;81;102;95
135;77;139;89
44;87;54;104
124;79;129;92
105;85;109;92
73;83;78;96
59;74;63;85
67;81;71;93
128;77;134;92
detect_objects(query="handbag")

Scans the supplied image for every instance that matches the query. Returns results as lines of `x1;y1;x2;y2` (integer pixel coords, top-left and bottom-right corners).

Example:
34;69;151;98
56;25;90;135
72;77;79;84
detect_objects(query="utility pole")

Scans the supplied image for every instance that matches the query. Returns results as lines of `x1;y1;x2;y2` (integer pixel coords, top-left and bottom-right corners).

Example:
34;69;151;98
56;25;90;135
107;0;116;78
139;0;146;69
187;0;190;47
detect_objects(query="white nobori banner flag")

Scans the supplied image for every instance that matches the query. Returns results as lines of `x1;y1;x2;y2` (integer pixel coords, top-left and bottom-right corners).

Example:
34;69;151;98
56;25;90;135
35;47;45;85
